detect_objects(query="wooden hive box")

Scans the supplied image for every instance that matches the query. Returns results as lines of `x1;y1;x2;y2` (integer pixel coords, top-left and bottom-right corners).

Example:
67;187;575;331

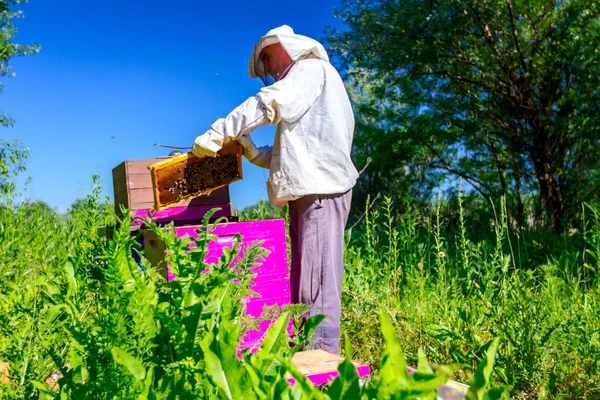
288;350;370;386
147;142;242;212
112;156;230;217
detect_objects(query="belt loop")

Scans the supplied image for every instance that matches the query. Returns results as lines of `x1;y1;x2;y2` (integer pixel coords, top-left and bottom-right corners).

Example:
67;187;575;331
315;194;324;209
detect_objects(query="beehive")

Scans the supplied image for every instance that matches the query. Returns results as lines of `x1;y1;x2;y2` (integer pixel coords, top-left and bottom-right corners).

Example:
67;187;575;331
147;142;242;212
112;157;230;217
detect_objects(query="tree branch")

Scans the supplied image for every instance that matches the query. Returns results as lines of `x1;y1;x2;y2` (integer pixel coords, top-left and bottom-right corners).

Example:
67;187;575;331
505;0;529;75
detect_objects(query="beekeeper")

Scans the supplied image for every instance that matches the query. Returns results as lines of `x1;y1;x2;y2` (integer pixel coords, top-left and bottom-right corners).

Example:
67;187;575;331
192;25;359;353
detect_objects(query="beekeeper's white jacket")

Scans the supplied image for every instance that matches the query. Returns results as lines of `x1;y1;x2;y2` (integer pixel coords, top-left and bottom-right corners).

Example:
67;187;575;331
194;25;359;207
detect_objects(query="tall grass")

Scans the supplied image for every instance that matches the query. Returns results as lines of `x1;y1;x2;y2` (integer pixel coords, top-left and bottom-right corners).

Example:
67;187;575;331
0;150;508;398
343;192;600;398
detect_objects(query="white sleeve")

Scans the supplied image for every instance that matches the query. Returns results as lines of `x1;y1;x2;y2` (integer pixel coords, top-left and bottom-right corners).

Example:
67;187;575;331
256;60;325;125
210;96;268;143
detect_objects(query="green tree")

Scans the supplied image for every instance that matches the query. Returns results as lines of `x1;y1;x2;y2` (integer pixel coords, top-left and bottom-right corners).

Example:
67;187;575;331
0;1;39;203
0;0;40;127
329;0;600;232
0;139;28;200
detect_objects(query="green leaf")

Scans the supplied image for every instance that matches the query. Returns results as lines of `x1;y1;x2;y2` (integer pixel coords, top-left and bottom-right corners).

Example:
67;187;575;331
137;367;157;400
377;310;408;391
293;313;326;352
417;348;433;374
31;381;59;397
201;320;256;400
486;386;512;400
111;347;146;380
64;261;77;295
303;314;326;340
277;356;323;399
253;312;291;376
326;335;361;400
467;338;500;400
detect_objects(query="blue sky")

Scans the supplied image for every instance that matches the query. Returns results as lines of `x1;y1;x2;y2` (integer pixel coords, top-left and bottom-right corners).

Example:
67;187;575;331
2;0;346;212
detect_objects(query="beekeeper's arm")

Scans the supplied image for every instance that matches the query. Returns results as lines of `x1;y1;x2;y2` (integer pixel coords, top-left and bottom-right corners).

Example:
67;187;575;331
192;96;267;158
256;60;324;125
238;135;272;169
192;60;324;156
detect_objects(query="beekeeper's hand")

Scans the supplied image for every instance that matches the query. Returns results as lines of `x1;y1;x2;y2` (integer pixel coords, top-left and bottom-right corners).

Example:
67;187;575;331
238;135;260;161
192;127;224;158
237;135;272;169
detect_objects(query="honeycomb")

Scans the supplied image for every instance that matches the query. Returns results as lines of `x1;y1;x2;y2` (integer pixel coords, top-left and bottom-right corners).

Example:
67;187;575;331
160;155;239;204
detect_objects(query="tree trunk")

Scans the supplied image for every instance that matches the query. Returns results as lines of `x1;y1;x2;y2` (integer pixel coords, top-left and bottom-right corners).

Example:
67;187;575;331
532;155;564;233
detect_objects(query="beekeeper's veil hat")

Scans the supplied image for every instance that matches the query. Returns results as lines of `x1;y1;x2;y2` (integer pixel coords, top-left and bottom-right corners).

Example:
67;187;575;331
248;25;329;79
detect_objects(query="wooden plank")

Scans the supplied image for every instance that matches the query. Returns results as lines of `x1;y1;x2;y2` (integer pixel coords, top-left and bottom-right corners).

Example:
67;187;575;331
111;161;126;184
129;201;158;211
291;350;360;375
112;163;128;212
124;158;162;174
190;187;231;205
113;186;130;211
127;186;230;209
112;177;127;193
444;380;469;394
128;188;156;205
133;204;232;226
289;350;370;386
113;158;161;213
123;173;153;190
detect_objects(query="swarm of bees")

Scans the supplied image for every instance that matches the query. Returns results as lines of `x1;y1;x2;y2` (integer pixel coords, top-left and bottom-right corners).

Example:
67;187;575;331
162;155;239;202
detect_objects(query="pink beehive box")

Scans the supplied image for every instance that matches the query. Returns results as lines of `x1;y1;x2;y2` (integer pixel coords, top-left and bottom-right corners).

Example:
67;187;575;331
141;218;292;350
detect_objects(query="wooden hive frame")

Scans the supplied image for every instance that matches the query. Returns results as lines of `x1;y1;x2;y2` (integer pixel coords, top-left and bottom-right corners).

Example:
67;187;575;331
147;142;243;212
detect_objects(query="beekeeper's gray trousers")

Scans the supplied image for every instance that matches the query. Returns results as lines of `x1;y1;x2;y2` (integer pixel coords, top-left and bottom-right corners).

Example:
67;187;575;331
288;190;352;353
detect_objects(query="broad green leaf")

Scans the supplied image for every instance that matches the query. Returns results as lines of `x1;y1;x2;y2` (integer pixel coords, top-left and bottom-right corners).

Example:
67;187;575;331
293;314;326;352
417;348;433;374
137;367;157;400
64;262;77;295
243;361;268;398
201;321;256;400
486;386;512;400
326;335;361;400
253;312;291;376
111;347;146;380
303;314;326;340
467;338;500;400
378;310;408;391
